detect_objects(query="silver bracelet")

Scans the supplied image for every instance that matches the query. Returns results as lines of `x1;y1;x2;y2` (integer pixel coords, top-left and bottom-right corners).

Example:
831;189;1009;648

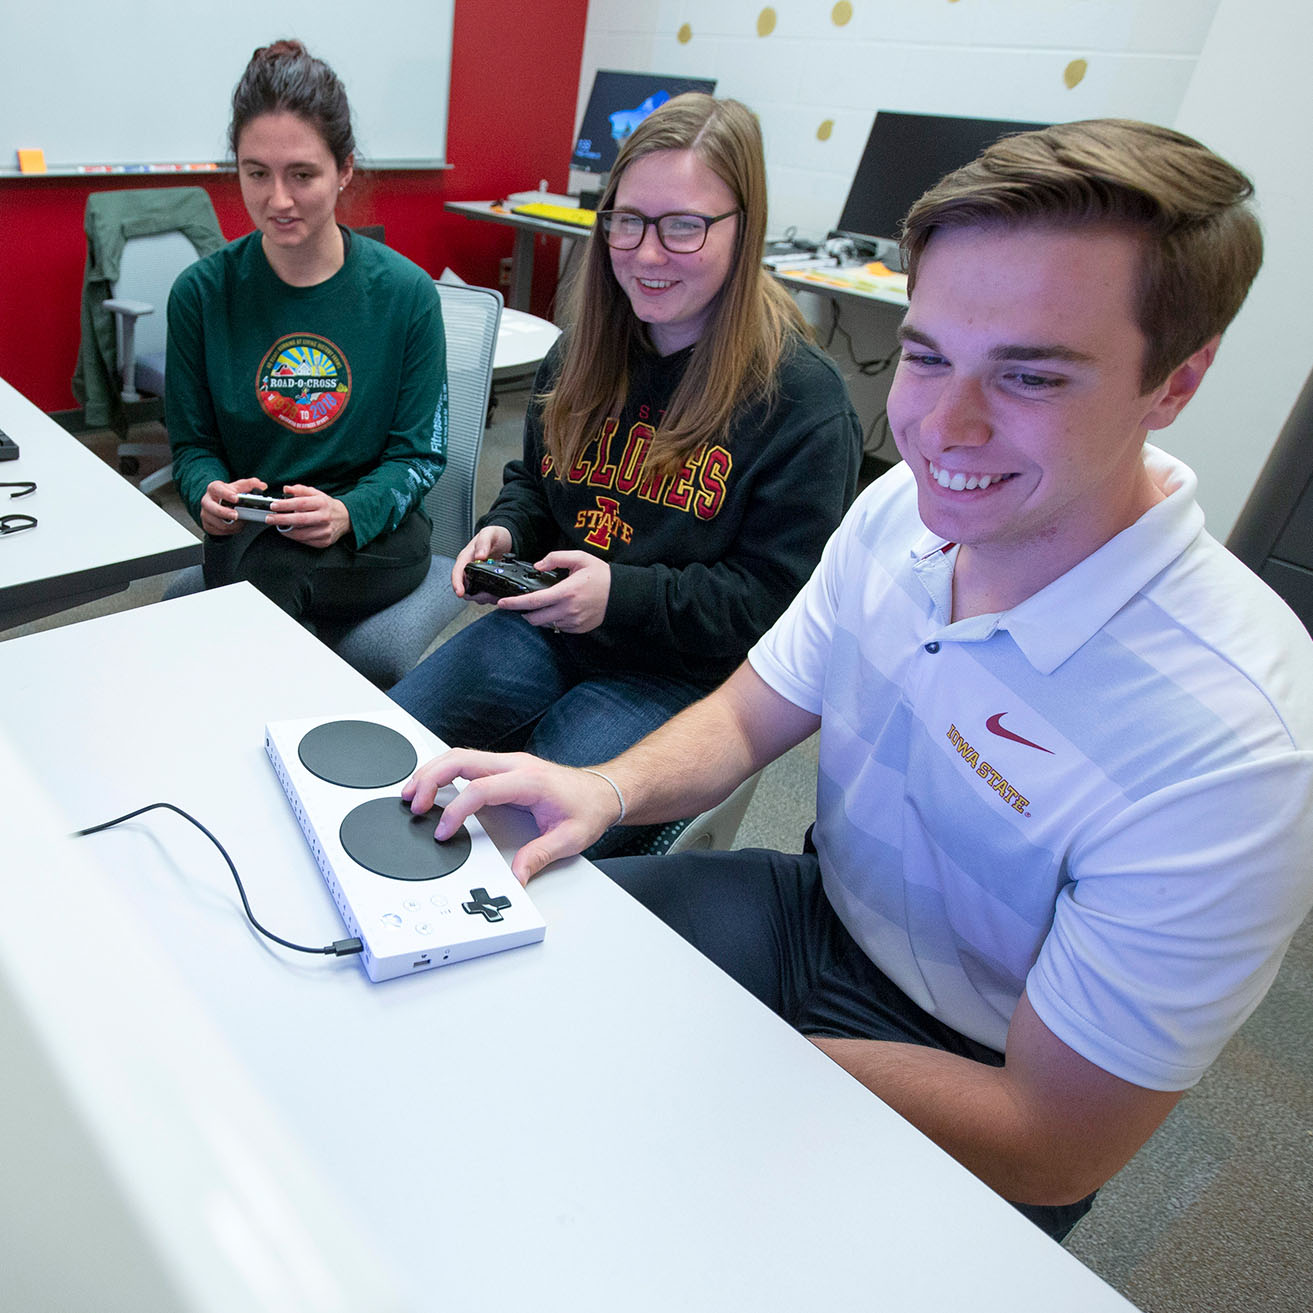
581;768;626;824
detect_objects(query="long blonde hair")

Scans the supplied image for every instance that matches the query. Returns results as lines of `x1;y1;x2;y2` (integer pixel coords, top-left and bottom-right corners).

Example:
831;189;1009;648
542;94;805;483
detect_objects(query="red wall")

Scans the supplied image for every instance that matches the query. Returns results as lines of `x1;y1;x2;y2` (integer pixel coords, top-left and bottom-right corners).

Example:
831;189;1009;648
0;0;589;413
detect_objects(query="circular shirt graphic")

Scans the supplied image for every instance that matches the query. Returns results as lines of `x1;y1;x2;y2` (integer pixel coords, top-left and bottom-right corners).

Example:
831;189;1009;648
256;333;352;433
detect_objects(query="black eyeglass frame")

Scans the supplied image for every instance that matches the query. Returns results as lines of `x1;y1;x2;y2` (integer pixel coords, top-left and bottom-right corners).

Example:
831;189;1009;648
596;208;741;254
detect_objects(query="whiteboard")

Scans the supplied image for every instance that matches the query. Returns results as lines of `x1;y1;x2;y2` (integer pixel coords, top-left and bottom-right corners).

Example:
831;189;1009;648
2;7;454;171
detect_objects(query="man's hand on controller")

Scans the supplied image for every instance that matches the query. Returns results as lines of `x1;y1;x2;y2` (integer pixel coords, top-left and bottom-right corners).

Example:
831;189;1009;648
402;749;622;884
499;550;611;633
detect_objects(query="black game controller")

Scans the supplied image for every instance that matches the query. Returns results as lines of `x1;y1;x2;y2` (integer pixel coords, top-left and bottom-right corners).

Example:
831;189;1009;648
463;555;568;598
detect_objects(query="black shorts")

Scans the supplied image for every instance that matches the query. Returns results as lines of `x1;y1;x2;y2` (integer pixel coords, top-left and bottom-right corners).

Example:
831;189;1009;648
599;841;1096;1241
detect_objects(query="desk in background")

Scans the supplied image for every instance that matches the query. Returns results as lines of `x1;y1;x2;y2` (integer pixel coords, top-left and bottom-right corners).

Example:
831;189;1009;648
771;258;910;311
0;376;200;630
445;200;593;311
443;201;913;320
0;582;1137;1311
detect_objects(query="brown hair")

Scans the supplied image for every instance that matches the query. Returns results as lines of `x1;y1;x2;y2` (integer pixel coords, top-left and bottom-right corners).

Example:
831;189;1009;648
900;118;1262;390
229;39;355;167
542;94;805;482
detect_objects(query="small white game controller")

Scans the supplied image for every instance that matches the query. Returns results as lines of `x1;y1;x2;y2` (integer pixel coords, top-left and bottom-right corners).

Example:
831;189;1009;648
227;492;291;523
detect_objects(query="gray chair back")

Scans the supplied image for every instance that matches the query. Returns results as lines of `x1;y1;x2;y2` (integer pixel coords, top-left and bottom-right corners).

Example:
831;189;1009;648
426;281;503;557
113;230;202;375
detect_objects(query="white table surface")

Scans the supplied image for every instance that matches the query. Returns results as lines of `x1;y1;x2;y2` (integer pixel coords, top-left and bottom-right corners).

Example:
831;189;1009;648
494;307;562;380
0;376;200;628
0;584;1136;1312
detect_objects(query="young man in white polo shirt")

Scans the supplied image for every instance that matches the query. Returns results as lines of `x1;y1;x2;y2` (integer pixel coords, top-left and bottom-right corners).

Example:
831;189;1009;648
404;120;1313;1239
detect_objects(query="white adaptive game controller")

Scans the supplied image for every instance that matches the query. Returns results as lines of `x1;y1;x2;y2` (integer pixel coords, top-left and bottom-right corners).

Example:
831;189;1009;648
265;710;546;982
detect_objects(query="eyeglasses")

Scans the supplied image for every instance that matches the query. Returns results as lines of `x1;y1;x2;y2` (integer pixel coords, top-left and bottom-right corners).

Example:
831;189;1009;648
597;209;740;253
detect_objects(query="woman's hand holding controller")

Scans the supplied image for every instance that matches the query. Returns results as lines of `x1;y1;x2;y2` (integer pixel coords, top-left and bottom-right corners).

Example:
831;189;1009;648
452;525;514;599
201;476;267;534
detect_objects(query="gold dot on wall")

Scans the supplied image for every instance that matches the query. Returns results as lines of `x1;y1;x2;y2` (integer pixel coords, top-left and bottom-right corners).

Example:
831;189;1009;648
1064;58;1088;89
757;7;777;37
832;1;853;24
817;119;834;141
677;23;692;44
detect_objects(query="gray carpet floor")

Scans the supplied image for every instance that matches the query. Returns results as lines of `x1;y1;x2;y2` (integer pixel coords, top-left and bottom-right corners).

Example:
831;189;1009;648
8;390;1310;1313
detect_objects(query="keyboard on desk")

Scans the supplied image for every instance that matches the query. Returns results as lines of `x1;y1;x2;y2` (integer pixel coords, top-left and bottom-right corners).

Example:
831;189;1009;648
511;202;597;229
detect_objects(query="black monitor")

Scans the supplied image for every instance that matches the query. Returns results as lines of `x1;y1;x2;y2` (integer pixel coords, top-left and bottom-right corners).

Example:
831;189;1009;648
571;69;717;177
835;110;1050;252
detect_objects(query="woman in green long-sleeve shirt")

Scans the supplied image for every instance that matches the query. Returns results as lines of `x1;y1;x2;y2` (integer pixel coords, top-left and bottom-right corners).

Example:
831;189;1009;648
166;39;447;628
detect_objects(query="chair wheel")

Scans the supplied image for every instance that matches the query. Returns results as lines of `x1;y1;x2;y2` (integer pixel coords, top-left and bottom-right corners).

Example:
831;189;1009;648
119;455;140;475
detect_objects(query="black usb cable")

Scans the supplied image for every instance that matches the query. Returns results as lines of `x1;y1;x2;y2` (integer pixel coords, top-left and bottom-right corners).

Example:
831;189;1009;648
74;802;363;959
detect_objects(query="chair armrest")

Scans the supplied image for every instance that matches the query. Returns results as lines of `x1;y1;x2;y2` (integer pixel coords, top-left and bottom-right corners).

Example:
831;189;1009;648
103;298;155;321
102;300;156;402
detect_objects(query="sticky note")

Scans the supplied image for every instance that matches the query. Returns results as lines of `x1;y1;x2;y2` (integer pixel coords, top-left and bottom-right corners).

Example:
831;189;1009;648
17;148;47;174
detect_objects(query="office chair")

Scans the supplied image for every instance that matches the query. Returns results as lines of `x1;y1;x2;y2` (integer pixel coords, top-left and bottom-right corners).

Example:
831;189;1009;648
73;188;225;496
319;281;502;685
164;281;503;689
1228;363;1313;634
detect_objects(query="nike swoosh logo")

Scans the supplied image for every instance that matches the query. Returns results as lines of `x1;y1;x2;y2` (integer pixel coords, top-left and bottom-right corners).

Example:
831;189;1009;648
986;713;1054;754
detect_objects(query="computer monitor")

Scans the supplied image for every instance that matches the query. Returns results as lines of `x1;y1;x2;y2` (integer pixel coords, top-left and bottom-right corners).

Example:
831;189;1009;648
571;69;717;177
834;110;1050;254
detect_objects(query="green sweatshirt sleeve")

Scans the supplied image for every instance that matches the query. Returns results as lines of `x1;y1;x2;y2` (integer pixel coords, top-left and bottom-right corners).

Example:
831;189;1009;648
338;281;447;548
165;264;234;524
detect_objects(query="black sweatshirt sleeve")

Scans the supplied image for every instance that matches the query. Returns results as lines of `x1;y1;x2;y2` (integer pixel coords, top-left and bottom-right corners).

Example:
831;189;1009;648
475;349;561;560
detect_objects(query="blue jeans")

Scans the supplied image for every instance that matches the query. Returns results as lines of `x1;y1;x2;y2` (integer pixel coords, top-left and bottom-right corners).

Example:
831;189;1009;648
389;609;710;856
599;843;1098;1242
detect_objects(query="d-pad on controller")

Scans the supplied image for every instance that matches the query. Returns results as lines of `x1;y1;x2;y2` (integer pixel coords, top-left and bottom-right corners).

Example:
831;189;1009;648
463;887;512;922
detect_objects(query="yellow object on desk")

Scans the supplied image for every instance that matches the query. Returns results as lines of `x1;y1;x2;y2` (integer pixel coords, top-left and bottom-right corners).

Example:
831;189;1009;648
511;202;597;228
776;260;908;303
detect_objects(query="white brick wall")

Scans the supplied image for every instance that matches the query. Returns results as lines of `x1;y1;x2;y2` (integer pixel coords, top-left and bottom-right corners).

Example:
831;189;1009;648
575;0;1221;242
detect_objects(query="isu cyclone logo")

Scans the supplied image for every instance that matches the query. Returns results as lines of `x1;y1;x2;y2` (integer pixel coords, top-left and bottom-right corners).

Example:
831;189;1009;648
256;333;351;433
